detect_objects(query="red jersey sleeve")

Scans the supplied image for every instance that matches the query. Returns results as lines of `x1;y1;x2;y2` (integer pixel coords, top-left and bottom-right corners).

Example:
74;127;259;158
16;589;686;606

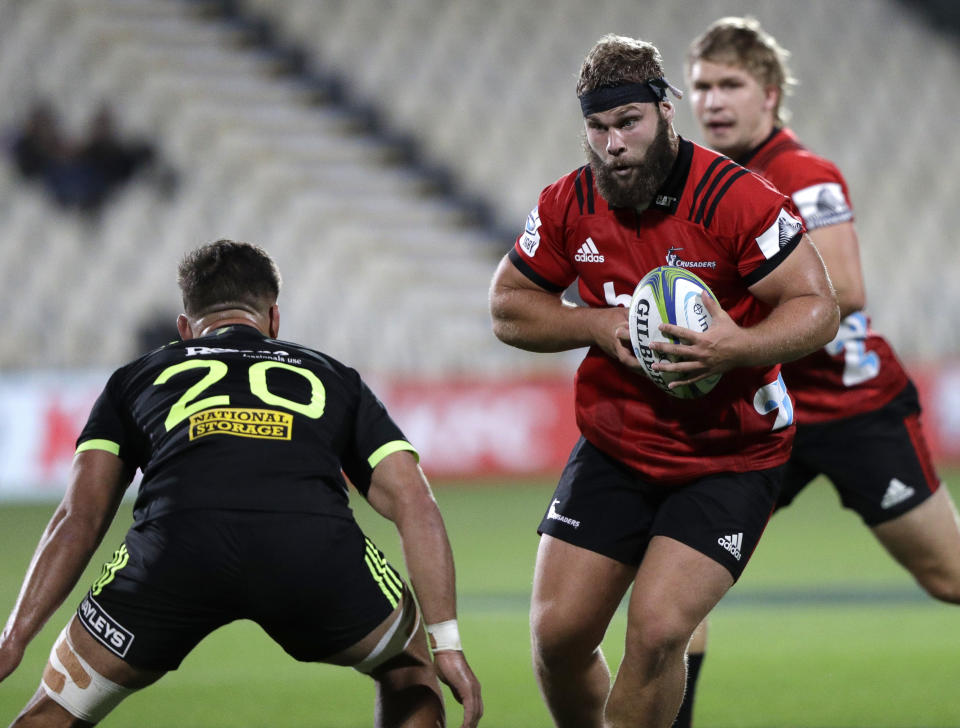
510;174;579;292
762;152;854;231
711;170;806;286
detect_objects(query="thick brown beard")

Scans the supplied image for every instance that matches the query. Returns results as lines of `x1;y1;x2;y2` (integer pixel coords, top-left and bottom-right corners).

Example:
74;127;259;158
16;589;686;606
586;112;676;210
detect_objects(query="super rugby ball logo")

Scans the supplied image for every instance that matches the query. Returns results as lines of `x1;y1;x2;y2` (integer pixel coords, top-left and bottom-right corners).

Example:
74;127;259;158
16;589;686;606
628;266;722;399
520;207;541;256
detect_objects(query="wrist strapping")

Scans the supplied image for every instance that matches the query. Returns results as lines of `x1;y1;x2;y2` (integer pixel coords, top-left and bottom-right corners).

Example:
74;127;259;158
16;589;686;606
425;619;462;652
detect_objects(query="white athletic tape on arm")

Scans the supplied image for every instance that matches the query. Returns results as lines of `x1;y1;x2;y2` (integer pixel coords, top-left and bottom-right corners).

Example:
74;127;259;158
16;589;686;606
42;626;135;723
425;619;462;652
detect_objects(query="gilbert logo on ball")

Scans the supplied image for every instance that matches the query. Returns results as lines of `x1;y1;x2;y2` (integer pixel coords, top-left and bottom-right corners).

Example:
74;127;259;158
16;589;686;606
628;266;722;399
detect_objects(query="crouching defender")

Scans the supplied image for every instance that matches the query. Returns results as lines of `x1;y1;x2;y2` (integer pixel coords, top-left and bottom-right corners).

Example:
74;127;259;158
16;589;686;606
0;239;482;728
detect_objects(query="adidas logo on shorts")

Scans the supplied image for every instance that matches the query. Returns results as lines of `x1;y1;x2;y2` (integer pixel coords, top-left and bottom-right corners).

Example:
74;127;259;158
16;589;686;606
881;478;915;509
717;532;743;561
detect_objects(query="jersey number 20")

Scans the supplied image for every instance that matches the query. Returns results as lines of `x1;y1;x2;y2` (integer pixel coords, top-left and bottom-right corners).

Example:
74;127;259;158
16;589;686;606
153;359;326;431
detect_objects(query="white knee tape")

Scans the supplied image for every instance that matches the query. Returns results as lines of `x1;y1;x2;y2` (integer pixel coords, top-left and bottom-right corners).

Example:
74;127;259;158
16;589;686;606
41;626;135;723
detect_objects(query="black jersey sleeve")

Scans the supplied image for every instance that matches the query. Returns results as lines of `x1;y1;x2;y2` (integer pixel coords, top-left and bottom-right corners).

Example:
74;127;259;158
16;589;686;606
340;375;417;496
75;366;147;469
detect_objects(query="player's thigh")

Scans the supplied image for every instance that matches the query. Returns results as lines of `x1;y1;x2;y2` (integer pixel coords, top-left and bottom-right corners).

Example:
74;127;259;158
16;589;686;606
532;438;656;651
324;587;421;671
369;596;443;703
66;616;165;688
648;466;782;582
617;468;777;652
15;616;166;727
872;486;960;598
531;534;636;654
626;535;734;652
12;686;92;728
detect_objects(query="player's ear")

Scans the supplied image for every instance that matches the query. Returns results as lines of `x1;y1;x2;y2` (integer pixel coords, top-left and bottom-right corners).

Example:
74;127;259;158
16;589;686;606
268;304;280;338
176;314;194;341
660;100;675;123
763;85;779;113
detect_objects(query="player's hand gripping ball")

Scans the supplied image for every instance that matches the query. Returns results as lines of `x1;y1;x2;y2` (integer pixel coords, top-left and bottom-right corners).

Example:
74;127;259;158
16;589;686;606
628;266;723;399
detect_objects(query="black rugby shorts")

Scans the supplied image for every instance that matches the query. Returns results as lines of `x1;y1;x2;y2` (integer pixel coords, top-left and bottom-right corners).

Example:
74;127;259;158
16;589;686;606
76;510;404;671
779;380;939;525
538;437;782;580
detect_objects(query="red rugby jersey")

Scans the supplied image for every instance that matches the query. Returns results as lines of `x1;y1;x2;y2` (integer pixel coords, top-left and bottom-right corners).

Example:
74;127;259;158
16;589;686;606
509;138;806;484
739;127;909;423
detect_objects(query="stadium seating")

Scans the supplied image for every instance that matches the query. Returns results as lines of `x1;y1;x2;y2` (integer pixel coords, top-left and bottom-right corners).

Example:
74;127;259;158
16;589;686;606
0;0;958;373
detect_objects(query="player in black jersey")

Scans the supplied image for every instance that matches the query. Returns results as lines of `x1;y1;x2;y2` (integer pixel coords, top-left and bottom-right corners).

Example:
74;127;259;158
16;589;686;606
0;240;482;728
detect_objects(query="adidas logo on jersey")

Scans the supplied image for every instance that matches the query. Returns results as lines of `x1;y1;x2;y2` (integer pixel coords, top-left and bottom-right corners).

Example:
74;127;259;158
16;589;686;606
574;237;604;263
881;478;915;509
717;532;743;561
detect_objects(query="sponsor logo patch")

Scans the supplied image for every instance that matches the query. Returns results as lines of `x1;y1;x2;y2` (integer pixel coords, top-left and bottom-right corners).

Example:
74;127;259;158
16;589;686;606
777;209;803;248
78;595;135;658
184;346;300;364
881;478;915;509
718;532;744;561
755;208;803;259
189;407;293;441
665;246;717;269
792;182;853;230
546;499;581;529
574;237;605;263
520;207;542;256
655;193;678;208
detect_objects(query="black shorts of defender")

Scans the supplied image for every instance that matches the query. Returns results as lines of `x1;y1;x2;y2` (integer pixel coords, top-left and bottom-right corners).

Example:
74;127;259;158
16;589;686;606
779;381;940;526
76;510;405;671
538;437;783;580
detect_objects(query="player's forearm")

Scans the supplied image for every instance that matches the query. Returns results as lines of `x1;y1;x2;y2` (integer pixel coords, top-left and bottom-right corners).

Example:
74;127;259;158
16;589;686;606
491;287;607;353
368;453;462;624
393;498;459;625
741;291;840;367
2;507;104;649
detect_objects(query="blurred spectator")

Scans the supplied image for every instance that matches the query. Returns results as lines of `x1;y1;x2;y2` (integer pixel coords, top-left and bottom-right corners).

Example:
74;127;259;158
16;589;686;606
10;100;67;180
75;103;156;208
7;100;165;214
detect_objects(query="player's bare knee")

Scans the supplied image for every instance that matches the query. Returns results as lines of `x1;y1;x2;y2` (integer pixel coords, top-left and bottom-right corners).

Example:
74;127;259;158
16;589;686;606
919;571;960;604
626;611;692;662
531;603;605;669
531;625;599;673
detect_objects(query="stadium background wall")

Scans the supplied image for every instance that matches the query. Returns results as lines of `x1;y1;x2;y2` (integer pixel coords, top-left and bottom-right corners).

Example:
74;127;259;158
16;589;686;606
1;365;958;499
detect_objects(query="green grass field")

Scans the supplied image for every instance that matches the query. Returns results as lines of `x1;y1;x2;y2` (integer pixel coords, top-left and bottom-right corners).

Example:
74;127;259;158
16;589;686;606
2;474;959;727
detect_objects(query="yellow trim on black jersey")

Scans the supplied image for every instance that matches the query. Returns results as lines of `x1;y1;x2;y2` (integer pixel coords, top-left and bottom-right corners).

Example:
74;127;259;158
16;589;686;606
76;439;121;456
368;440;419;469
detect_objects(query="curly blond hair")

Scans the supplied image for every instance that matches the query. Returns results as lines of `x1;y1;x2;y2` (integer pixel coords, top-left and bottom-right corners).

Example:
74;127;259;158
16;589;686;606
686;17;797;124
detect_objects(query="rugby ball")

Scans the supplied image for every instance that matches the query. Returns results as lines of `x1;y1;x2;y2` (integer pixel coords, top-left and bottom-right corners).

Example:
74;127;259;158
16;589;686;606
627;266;722;399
